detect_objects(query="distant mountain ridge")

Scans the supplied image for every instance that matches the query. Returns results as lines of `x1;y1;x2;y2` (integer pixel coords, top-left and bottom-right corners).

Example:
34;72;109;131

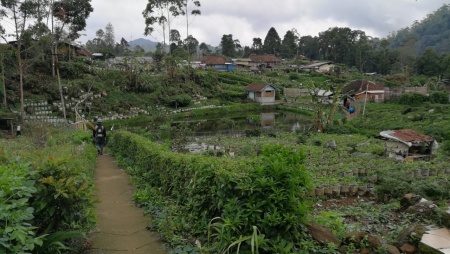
128;38;159;52
127;38;218;53
388;4;450;55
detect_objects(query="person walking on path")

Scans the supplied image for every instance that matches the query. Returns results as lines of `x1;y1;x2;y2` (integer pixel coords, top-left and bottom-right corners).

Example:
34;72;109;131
93;119;106;155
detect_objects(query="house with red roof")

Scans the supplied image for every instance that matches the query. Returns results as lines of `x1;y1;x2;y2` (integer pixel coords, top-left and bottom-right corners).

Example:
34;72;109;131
244;83;280;104
380;129;438;161
248;54;282;69
196;56;236;71
342;79;385;102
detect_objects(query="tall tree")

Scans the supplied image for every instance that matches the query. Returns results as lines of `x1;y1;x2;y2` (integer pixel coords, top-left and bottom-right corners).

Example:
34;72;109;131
441;54;450;79
263;27;281;55
181;0;200;55
142;0;183;47
169;42;178;55
199;42;210;55
104;22;115;50
281;29;299;59
252;37;263;54
234;39;242;56
183;34;198;56
52;0;93;41
243;46;252;57
1;0;39;118
368;39;396;75
299;35;320;60
115;37;129;56
0;16;7;109
220;34;235;57
169;29;181;45
0;46;9;109
417;48;442;76
52;0;93;120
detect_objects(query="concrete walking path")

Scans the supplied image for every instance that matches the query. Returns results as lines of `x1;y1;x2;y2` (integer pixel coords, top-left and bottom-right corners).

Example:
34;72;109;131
86;154;167;254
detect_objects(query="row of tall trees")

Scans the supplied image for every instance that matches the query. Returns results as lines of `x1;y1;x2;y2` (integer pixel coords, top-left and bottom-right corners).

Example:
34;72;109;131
213;4;449;76
142;0;201;58
216;24;448;78
0;0;93;118
85;22;121;57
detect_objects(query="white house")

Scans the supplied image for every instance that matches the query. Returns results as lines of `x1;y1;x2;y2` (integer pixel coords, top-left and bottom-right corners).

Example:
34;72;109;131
244;83;280;104
300;61;336;73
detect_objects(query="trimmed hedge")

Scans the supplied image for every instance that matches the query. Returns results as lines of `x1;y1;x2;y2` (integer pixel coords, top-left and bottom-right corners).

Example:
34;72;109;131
109;131;312;252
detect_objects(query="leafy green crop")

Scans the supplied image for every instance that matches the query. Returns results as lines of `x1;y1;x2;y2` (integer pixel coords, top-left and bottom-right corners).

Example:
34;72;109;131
0;156;43;253
0;128;97;253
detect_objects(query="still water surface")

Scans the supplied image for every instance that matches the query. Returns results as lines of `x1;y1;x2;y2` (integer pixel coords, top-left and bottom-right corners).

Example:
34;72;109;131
172;110;313;136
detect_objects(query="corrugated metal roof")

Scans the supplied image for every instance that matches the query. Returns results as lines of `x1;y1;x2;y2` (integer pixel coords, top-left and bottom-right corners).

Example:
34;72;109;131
381;129;434;145
300;61;333;68
391;129;434;143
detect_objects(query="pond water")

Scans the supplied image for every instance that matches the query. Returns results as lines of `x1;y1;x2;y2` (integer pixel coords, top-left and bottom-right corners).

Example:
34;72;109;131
172;110;313;136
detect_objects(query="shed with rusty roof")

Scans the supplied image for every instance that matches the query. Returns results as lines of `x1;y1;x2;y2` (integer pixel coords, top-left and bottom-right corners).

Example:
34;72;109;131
244;83;280;104
380;129;438;161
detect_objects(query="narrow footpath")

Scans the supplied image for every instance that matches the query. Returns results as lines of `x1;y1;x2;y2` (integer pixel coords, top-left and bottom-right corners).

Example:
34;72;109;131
86;154;167;254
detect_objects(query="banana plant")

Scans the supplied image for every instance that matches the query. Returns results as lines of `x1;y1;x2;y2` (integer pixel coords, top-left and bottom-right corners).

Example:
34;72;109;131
304;79;346;132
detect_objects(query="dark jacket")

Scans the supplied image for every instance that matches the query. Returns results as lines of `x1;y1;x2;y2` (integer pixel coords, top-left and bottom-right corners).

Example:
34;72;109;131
93;124;106;141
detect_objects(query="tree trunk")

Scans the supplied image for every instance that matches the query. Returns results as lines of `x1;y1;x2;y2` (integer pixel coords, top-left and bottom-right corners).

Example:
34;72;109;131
17;43;24;120
55;52;67;121
1;53;6;109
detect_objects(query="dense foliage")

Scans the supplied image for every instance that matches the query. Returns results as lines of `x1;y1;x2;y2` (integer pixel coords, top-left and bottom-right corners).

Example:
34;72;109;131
0;127;97;253
388;4;450;55
109;131;312;253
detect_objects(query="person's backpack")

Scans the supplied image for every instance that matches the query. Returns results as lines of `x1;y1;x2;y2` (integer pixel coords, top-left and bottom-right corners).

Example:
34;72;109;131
95;125;104;138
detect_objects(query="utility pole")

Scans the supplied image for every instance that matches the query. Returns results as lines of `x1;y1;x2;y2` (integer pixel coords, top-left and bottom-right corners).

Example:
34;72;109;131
362;81;371;117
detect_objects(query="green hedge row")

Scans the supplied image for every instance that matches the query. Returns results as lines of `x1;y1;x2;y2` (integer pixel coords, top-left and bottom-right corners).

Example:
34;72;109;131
109;131;312;253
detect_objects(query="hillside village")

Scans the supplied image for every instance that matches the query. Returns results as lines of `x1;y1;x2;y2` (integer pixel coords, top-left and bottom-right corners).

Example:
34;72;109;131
1;2;450;254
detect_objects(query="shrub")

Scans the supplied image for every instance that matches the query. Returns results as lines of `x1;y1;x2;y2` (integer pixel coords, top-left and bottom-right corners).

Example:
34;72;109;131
429;91;449;104
59;61;88;79
109;131;313;253
167;94;192;107
289;73;300;80
0;156;42;253
0;128;97;253
245;129;261;137
398;93;429;105
265;71;279;77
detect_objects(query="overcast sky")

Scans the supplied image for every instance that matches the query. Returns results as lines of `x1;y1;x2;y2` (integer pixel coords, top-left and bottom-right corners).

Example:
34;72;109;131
79;0;448;47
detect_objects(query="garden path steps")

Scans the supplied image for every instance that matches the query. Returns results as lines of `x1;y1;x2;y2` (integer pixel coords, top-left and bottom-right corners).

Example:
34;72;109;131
86;154;167;254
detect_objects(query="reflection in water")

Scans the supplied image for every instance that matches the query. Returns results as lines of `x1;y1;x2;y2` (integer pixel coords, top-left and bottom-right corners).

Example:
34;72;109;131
172;110;312;136
261;113;275;126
